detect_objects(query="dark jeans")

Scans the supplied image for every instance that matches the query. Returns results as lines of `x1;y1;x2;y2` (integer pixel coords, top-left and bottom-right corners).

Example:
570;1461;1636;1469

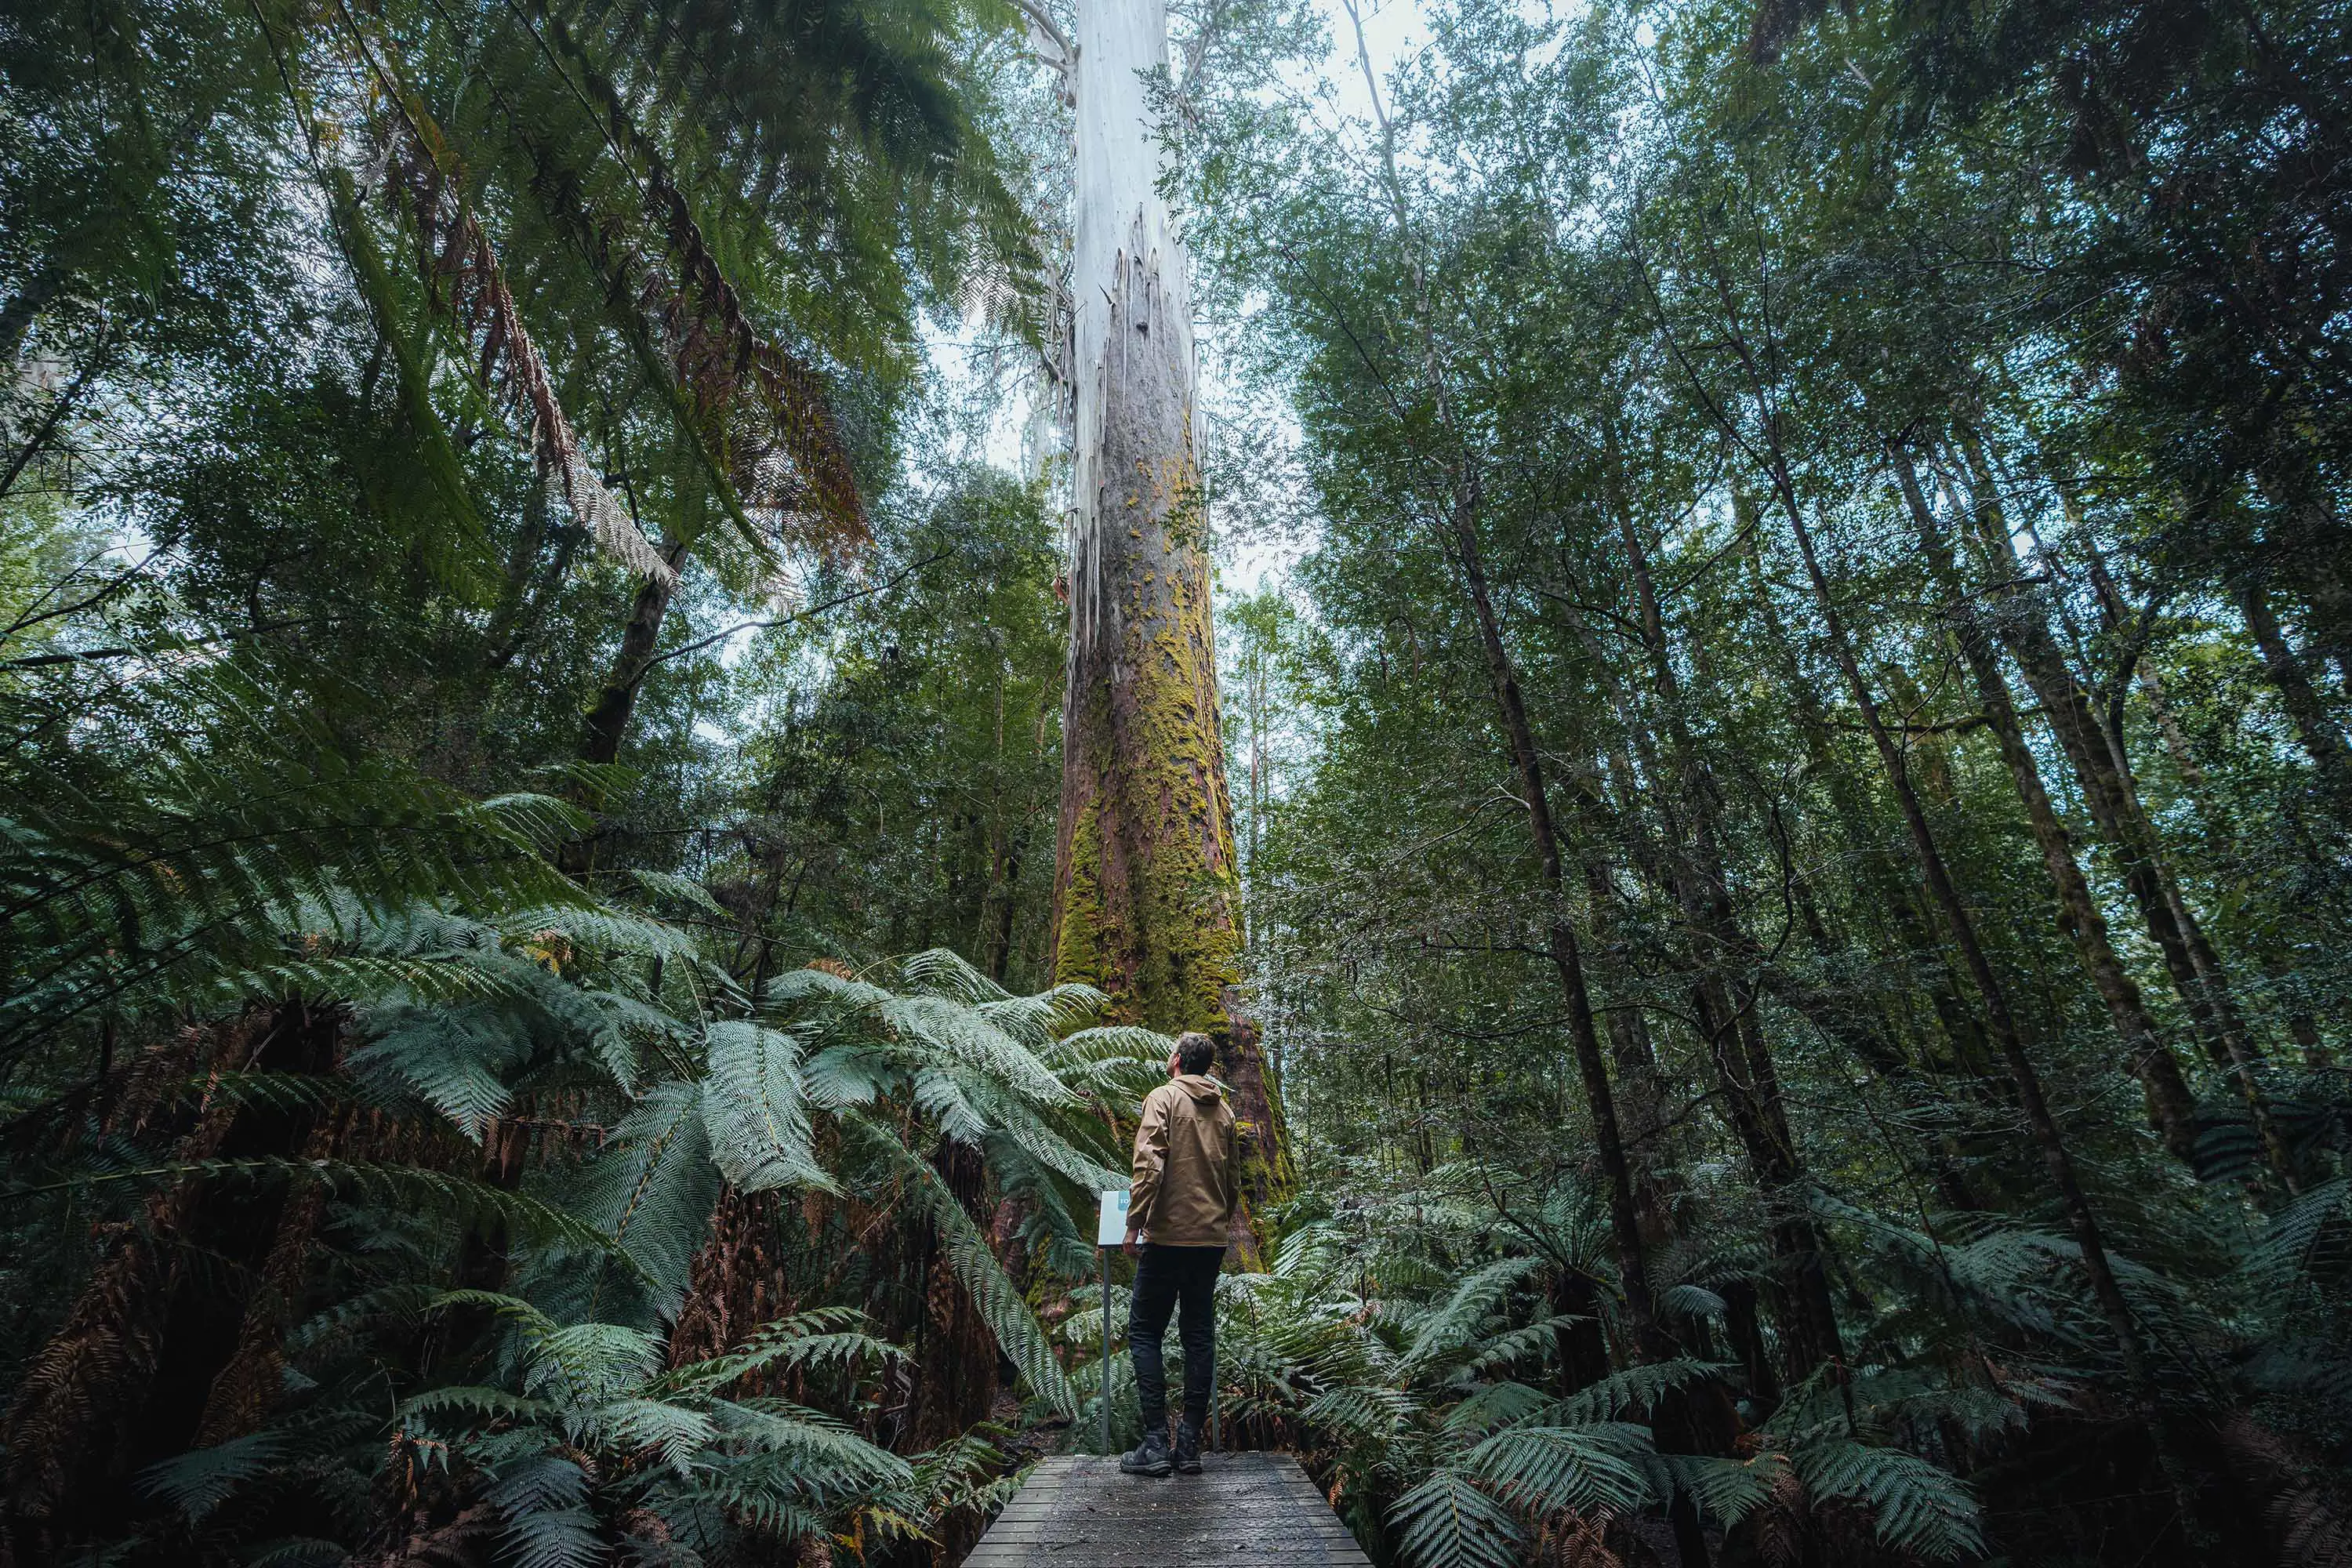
1127;1243;1222;1434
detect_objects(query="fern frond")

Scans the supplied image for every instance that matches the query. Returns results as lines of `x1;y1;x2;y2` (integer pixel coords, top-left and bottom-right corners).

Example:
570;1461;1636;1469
1468;1315;1588;1377
1044;1025;1174;1073
1548;1359;1726;1425
1440;1381;1552;1436
897;946;1012;1004
623;869;728;919
138;1430;284;1522
1388;1469;1526;1568
1465;1423;1657;1515
1661;1452;1791;1530
499;1504;601;1568
848;1114;1077;1416
1403;1256;1544;1367
877;994;1074;1105
599;1395;717;1472
975;983;1108;1046
702;1020;830;1193
704;1399;914;1492
575;1077;720;1318
764;965;895;1012
1793;1440;1984;1563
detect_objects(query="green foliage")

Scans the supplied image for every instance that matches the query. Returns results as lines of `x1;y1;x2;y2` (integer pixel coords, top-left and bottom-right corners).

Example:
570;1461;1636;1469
0;590;1138;1565
1794;1440;1989;1562
1388;1471;1526;1568
10;0;2352;1563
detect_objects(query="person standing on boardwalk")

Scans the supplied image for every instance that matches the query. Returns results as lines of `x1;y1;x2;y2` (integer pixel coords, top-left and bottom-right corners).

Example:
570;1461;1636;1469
1119;1031;1237;1477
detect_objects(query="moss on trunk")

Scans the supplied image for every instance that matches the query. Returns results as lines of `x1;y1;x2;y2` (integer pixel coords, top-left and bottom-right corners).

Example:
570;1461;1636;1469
1050;218;1293;1246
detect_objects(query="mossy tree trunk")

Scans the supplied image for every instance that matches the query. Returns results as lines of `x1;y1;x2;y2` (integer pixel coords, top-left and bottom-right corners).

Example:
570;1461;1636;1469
1053;0;1291;1249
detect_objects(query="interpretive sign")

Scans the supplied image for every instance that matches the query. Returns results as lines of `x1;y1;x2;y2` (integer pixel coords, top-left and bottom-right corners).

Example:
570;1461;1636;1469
1095;1188;1129;1247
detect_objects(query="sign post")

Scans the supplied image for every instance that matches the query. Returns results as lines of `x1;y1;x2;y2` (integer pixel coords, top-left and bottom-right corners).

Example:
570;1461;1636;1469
1210;1333;1221;1453
1094;1189;1127;1454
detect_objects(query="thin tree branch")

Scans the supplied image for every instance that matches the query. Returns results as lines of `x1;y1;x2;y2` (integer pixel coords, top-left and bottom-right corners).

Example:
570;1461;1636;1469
642;550;949;669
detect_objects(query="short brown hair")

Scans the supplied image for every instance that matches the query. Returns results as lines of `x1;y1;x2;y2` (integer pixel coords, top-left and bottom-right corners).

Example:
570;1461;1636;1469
1174;1032;1216;1076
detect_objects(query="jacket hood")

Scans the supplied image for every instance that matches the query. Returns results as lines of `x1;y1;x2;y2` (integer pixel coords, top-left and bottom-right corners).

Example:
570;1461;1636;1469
1171;1073;1224;1102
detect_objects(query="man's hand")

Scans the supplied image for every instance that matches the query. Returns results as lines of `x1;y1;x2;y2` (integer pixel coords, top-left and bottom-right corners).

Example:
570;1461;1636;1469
1123;1226;1140;1258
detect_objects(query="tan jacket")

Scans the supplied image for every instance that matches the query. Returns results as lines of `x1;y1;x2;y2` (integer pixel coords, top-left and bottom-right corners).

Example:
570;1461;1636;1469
1129;1075;1238;1248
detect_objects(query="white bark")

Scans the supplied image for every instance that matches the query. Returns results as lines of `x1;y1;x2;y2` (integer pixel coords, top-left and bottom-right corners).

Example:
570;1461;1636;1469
1069;0;1199;658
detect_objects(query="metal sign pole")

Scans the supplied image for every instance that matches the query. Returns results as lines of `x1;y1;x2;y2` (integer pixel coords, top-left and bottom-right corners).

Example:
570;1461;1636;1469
1094;1189;1127;1457
1209;1332;1221;1453
1098;1243;1112;1455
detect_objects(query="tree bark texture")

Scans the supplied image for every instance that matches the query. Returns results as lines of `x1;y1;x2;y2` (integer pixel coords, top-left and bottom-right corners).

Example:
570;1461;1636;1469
1054;0;1291;1227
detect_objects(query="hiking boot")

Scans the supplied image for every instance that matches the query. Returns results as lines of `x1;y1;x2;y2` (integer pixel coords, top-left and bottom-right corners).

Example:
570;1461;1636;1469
1119;1430;1174;1477
1172;1420;1203;1474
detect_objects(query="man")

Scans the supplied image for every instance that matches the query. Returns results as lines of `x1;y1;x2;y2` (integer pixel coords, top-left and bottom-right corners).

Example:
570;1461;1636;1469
1118;1030;1236;1478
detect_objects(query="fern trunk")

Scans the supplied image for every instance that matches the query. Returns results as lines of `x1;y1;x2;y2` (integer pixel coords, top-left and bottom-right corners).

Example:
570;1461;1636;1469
1;1002;343;1561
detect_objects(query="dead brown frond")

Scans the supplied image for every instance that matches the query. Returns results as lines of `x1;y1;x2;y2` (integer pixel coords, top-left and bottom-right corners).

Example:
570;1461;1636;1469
2220;1411;2352;1568
193;1112;343;1447
1726;1457;1807;1568
376;118;670;583
349;1498;499;1568
317;8;667;583
2272;1486;2352;1568
546;18;868;557
670;1187;797;1376
1534;1506;1624;1568
2;1067;244;1536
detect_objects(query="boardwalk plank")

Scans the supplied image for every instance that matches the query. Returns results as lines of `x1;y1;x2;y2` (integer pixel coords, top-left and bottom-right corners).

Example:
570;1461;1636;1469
961;1453;1369;1568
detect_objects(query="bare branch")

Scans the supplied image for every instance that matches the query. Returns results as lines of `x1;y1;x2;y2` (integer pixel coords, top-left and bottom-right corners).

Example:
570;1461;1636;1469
1004;0;1072;72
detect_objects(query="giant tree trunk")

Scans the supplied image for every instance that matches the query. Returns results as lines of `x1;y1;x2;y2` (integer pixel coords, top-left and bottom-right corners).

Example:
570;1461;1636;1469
1054;0;1290;1237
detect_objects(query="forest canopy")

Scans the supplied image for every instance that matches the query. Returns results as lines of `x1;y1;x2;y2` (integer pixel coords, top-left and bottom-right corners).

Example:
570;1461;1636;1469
2;0;2349;1564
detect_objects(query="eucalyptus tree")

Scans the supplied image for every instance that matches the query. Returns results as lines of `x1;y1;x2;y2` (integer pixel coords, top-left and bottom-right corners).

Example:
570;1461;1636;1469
1020;0;1294;1230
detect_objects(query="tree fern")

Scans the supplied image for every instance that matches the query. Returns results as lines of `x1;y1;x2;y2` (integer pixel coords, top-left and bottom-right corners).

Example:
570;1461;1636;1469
1388;1469;1527;1568
1461;1423;1657;1516
851;1113;1078;1416
1793;1440;1987;1563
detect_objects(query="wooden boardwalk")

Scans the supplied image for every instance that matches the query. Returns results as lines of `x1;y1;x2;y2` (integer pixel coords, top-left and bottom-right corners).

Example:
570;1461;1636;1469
964;1454;1374;1568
